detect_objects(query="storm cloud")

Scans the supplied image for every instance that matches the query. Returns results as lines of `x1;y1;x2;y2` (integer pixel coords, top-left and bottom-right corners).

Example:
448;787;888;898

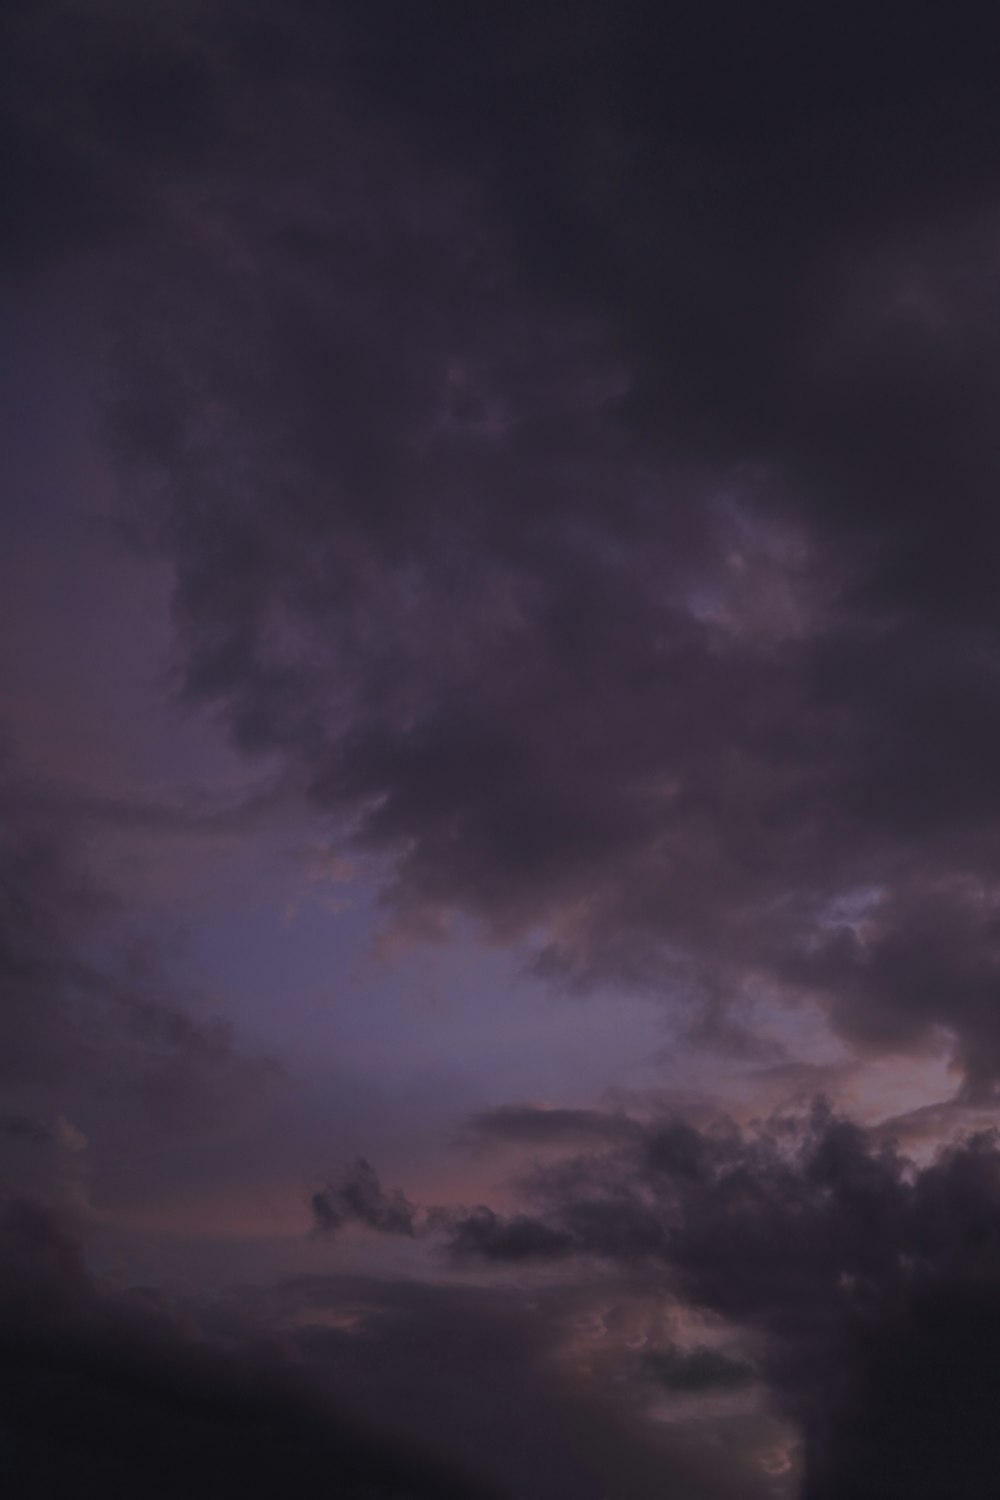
9;3;1000;1496
391;1101;1000;1498
0;1194;499;1498
33;0;999;1088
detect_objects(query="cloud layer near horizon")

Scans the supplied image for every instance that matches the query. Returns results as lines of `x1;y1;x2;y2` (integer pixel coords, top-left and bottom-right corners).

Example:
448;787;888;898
314;1102;1000;1498
0;1192;502;1499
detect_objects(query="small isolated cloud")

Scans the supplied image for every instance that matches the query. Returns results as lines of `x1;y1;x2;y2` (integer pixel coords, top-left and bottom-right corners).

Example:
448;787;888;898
312;1158;417;1237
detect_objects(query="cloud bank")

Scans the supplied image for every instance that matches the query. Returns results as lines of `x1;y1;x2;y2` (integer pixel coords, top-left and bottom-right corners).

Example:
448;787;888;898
25;0;997;1088
325;1103;1000;1497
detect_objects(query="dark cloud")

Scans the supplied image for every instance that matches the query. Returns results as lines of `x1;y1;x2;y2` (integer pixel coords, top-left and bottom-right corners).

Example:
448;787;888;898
312;1157;417;1237
0;1194;499;1499
443;1205;575;1263
13;5;1000;1494
0;1114;57;1148
643;1346;756;1395
246;1271;783;1500
0;0;228;275
58;0;1000;1090
411;1102;1000;1497
9;5;1000;1494
0;1186;781;1500
311;1151;654;1264
780;875;1000;1097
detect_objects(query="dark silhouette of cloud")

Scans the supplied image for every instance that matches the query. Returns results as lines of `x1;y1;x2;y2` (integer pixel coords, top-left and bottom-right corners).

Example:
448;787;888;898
31;0;998;1089
0;0;228;274
0;1194;500;1499
443;1205;575;1263
398;1101;1000;1498
11;5;1000;1495
246;1271;783;1500
643;1345;756;1395
312;1157;417;1237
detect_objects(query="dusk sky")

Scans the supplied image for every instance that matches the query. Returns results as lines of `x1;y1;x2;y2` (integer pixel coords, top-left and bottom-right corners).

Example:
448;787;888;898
6;3;1000;1496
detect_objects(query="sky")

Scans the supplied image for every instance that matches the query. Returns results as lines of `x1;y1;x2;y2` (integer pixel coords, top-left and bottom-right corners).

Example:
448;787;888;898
5;2;1000;1495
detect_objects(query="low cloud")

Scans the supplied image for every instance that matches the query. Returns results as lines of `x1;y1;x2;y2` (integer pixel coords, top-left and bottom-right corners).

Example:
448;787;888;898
0;1193;500;1499
312;1157;417;1238
333;1101;1000;1497
245;1271;783;1500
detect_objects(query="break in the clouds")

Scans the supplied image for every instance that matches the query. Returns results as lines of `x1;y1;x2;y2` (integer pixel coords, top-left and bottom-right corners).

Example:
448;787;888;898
0;737;285;1236
8;2;1000;1496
